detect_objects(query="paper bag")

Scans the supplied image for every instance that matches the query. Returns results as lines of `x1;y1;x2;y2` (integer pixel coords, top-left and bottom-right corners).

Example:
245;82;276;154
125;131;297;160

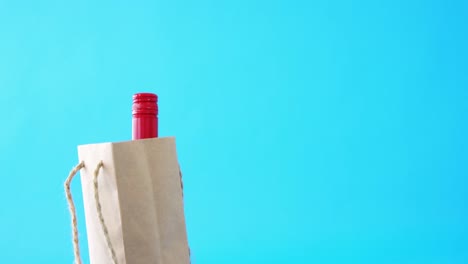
77;137;190;264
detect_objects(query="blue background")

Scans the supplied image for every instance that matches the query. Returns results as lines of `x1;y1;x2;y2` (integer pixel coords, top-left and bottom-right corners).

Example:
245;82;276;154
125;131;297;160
0;0;467;263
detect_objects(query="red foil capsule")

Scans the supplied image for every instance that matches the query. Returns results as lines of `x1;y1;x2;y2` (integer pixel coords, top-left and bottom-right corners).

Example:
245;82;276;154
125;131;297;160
132;93;158;140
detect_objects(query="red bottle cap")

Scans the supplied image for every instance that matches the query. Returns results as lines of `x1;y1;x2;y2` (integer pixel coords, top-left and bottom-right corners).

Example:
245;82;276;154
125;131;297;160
132;93;158;139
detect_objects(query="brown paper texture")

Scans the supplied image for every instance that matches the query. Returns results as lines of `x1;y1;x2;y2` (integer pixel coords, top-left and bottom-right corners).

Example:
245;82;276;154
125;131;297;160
78;137;189;264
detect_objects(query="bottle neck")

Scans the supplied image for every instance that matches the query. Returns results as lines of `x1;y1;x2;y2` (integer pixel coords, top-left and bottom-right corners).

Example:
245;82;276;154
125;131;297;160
132;93;158;140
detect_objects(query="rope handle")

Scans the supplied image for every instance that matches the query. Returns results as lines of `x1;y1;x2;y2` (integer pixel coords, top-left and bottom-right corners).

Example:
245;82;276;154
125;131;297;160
64;161;118;264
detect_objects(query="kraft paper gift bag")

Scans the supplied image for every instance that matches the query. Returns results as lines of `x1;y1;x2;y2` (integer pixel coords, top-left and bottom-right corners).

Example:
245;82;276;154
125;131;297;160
65;137;190;264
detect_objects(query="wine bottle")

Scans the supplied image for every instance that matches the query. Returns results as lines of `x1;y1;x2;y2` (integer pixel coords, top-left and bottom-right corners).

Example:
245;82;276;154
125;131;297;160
132;93;158;139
